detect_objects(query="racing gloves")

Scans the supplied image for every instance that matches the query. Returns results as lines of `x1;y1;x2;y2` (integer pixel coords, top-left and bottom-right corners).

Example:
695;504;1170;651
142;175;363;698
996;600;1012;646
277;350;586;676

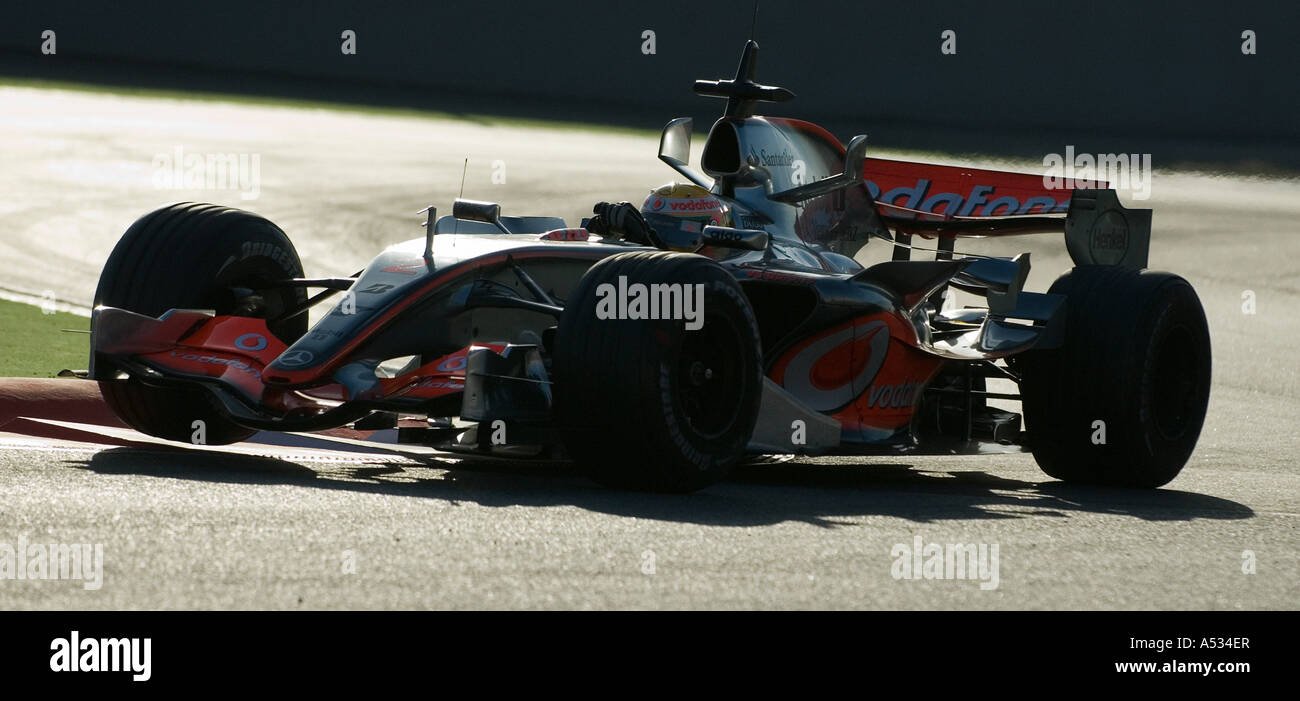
587;201;660;247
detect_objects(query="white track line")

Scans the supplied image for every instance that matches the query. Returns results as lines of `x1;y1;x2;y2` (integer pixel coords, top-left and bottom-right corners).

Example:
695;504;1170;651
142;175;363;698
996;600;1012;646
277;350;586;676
0;285;92;317
8;417;450;464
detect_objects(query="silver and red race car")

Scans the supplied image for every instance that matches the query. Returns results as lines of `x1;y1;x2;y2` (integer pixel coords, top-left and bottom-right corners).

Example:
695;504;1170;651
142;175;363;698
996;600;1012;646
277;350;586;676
89;40;1211;492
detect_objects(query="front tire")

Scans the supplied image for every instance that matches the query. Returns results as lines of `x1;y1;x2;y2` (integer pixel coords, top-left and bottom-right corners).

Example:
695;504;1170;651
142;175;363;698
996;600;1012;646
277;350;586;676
552;251;763;492
1018;266;1211;487
93;203;308;444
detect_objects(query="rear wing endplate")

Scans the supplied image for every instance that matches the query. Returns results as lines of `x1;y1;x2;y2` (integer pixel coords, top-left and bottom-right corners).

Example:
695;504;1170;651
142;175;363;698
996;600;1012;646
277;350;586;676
1063;188;1150;269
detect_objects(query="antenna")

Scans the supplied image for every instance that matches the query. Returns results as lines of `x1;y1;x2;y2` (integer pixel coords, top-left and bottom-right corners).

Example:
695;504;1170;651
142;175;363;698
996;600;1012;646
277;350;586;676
749;0;759;41
423;157;470;260
453;157;468;242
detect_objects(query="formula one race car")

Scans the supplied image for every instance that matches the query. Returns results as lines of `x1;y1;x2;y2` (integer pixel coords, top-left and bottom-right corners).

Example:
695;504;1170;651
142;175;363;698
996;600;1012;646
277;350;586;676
89;40;1211;492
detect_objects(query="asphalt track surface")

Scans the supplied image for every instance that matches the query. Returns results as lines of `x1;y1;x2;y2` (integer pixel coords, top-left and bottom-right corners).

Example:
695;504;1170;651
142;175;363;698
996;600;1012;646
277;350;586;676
0;85;1297;609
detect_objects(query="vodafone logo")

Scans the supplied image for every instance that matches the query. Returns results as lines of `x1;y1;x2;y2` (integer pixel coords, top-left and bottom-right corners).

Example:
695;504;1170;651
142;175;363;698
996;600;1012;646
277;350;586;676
780;319;890;412
436;355;467;373
668;198;720;212
234;333;267;352
866;178;1069;217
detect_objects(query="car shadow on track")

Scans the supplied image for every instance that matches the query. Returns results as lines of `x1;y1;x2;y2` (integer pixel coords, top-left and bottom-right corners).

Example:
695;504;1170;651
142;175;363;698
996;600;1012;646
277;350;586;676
66;447;1254;529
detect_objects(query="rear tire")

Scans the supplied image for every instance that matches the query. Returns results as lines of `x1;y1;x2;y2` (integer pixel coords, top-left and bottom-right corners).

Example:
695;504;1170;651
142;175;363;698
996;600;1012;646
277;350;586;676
93;203;308;444
552;251;762;492
1018;266;1211;487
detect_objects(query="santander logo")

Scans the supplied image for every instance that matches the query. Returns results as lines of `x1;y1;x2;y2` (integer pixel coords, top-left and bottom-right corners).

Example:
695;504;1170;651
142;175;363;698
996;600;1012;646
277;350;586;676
780;319;890;412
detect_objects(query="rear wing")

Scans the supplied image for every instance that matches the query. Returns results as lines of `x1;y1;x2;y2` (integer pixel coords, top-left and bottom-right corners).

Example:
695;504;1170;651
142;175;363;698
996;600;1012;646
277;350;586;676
864;158;1150;269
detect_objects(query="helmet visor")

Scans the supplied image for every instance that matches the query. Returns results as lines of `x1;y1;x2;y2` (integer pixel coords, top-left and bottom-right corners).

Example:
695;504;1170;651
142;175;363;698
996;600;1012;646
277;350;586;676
643;213;713;251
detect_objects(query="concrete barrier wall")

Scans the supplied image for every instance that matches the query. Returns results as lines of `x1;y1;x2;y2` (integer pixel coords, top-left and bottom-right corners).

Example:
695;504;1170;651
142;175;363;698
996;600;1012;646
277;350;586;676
2;1;1296;158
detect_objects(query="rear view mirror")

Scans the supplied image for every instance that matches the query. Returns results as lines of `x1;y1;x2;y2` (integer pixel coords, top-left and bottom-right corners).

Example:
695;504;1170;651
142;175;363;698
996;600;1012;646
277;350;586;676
769;134;869;204
844;134;868;185
659;118;691;166
452;198;510;233
658;118;714;190
453;198;501;224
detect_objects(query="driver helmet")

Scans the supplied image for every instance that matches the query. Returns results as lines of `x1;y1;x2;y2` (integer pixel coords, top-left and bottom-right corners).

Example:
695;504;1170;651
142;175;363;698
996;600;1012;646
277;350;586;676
640;183;730;253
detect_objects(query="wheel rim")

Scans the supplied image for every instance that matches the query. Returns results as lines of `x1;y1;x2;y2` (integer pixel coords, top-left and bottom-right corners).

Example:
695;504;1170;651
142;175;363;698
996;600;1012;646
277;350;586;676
676;311;747;440
210;258;304;343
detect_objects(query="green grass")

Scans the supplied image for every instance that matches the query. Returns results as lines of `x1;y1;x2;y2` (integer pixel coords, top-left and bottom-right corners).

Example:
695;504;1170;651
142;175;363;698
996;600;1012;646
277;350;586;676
0;299;90;377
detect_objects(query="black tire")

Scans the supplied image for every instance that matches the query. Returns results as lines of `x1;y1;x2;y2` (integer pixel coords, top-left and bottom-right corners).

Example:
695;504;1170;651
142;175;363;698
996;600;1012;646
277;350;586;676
93;203;308;444
552;251;762;492
1018;266;1211;487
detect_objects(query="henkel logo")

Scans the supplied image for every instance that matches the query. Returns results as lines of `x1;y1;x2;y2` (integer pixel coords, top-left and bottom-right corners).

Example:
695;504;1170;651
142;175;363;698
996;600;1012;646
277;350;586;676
866;178;1069;217
1089;210;1130;265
